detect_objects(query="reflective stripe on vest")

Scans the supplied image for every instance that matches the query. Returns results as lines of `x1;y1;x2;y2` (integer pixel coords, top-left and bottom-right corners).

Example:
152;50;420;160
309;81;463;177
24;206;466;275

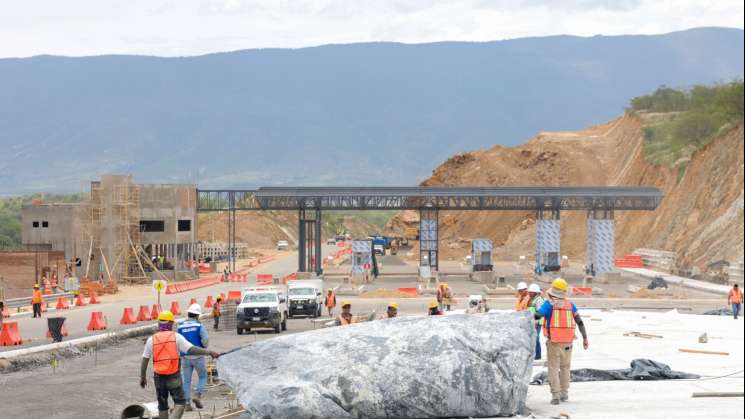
153;331;180;375
543;300;576;344
177;320;203;356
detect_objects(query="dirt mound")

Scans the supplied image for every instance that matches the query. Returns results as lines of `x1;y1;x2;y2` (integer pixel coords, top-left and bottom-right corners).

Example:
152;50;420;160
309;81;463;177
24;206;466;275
386;115;744;271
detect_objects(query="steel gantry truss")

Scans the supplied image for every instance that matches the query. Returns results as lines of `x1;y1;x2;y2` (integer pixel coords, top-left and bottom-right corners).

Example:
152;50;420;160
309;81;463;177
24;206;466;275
197;186;663;273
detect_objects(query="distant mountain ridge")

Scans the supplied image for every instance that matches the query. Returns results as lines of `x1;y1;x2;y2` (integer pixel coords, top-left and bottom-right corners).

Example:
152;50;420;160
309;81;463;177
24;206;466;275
0;27;742;194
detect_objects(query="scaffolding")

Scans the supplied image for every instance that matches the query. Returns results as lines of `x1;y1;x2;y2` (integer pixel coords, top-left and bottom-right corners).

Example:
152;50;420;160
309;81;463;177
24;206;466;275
79;181;104;279
113;182;147;283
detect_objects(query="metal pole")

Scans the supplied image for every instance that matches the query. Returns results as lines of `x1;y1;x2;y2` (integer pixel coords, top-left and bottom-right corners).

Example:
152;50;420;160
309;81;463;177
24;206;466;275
315;209;322;275
298;210;306;272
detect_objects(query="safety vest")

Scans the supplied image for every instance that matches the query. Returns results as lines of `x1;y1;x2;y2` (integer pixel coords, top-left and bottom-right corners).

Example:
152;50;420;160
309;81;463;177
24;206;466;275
730;289;742;304
325;293;336;308
31;290;43;304
338;314;353;325
152;331;180;375
177;320;204;356
515;295;530;311
543;300;576;344
529;295;545;326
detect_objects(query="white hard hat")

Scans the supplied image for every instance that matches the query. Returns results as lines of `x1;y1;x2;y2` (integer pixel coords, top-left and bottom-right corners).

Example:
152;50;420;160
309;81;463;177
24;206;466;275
517;282;528;291
528;283;541;293
187;303;202;316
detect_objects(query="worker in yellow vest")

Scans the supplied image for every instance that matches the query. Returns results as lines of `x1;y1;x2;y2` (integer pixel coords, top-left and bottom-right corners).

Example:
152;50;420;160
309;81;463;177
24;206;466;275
140;311;220;419
535;278;589;405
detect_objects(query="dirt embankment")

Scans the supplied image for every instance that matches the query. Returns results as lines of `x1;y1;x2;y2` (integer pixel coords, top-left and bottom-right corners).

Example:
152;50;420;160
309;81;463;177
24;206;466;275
386;115;744;270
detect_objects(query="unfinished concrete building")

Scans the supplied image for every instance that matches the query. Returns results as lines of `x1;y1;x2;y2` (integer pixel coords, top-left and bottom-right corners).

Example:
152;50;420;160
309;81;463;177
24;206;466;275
21;175;198;283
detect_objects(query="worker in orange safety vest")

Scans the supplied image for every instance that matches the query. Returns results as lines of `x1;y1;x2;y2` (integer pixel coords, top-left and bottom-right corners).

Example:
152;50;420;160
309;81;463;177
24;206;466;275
324;289;337;317
140;311;220;419
336;301;354;325
534;278;589;406
729;283;742;320
31;284;44;318
515;281;530;311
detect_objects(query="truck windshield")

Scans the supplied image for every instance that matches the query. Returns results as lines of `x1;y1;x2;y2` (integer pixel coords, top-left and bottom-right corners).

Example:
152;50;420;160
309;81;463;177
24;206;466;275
242;293;276;303
289;287;314;296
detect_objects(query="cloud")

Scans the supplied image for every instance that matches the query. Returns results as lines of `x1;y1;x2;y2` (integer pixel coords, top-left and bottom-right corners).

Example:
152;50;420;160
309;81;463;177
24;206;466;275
0;0;741;57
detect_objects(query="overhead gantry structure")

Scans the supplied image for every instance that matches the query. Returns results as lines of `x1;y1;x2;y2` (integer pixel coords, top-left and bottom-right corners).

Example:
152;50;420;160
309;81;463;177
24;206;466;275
197;186;663;274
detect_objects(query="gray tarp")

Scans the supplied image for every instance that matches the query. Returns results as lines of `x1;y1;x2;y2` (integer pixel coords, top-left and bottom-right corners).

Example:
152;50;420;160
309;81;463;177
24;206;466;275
530;359;699;384
218;312;536;419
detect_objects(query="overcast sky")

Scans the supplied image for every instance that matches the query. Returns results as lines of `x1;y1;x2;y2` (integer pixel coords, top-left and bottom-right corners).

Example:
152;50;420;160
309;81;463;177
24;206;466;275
1;0;742;58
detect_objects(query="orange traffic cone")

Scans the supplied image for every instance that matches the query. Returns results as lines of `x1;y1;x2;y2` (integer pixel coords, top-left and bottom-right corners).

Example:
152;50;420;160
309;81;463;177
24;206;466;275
189;297;197;306
87;311;107;331
74;294;86;307
136;305;150;321
55;297;70;310
204;295;214;309
88;292;100;304
150;304;162;321
170;301;181;316
120;307;137;325
0;321;23;346
46;324;69;338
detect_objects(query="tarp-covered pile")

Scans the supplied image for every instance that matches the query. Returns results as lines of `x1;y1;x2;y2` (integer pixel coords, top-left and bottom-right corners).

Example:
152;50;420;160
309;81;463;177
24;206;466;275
218;312;535;419
531;359;699;384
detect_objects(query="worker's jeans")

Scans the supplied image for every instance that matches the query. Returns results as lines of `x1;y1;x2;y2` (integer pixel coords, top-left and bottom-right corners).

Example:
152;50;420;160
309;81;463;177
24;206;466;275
182;356;208;403
733;303;741;319
534;324;542;360
32;303;42;318
154;372;186;412
547;342;572;399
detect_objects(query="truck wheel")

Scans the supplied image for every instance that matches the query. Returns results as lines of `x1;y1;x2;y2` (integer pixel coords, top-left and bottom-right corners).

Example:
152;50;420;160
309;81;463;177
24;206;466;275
237;327;243;335
274;322;281;334
281;314;288;331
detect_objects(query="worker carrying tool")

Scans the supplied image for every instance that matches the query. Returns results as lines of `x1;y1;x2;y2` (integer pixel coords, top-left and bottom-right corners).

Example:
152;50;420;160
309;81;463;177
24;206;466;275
534;278;589;405
336;301;354;325
325;289;337;317
428;300;443;316
729;284;742;320
385;302;398;319
140;311;220;419
212;296;222;331
515;282;530;311
527;283;545;360
31;284;43;318
177;304;209;411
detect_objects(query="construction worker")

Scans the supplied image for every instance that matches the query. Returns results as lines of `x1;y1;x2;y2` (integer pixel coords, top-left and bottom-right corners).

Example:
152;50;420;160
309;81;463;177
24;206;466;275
41;275;51;294
535;278;588;405
385;302;398;319
527;283;545;360
465;298;480;314
324;289;337;317
177;304;209;411
212;296;222;331
337;301;354;325
728;284;742;320
436;283;453;311
31;284;43;318
140;311;219;419
515;282;530;311
428;300;443;316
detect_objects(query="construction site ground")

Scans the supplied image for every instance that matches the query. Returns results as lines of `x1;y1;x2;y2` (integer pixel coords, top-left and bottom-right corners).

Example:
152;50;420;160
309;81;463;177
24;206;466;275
2;251;740;418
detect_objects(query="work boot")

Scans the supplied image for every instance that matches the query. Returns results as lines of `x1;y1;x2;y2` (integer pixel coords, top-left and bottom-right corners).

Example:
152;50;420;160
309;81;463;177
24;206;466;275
560;394;569;402
170;404;186;419
193;392;204;409
184;402;193;412
550;398;560;405
158;411;169;419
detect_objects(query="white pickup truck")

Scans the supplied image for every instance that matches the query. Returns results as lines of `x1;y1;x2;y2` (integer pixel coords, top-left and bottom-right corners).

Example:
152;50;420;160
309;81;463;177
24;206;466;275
287;279;324;318
236;286;289;334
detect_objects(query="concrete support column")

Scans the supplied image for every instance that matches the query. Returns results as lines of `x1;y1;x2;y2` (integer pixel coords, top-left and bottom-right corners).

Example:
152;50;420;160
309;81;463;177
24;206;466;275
297;209;322;274
419;208;439;271
536;209;561;273
586;210;615;275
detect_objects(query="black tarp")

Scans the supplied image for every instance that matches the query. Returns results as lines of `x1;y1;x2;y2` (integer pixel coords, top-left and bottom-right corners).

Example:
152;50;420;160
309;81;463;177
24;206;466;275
647;276;669;290
703;307;734;316
531;359;699;385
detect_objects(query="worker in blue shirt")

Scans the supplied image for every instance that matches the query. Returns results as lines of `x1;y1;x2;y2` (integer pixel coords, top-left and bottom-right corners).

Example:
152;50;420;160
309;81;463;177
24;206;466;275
177;304;210;411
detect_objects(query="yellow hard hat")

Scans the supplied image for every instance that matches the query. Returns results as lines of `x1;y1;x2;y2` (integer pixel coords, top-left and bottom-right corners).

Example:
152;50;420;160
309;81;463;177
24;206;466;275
158;310;175;322
428;300;439;309
388;302;399;310
552;278;569;292
216;295;223;301
33;283;40;288
341;301;351;307
328;289;334;293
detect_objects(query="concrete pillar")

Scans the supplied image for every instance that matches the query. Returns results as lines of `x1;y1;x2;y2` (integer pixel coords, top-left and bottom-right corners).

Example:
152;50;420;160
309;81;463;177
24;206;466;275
536;210;560;272
586;210;614;274
419;208;438;271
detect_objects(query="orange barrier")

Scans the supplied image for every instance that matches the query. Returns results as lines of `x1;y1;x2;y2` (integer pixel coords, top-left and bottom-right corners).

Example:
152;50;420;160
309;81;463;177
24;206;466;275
615;254;644;268
227;290;242;302
228;272;249;282
204;295;214;309
0;321;23;346
137;305;150;321
165;276;222;294
150;304;162;320
88;292;101;304
120;307;138;325
571;287;593;296
258;256;275;264
41;302;48;313
170;301;182;316
2;305;10;318
55;297;70;310
256;274;273;285
397;287;418;297
87;311;107;331
74;294;86;307
189;297;197;306
281;272;297;284
47;324;69;338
